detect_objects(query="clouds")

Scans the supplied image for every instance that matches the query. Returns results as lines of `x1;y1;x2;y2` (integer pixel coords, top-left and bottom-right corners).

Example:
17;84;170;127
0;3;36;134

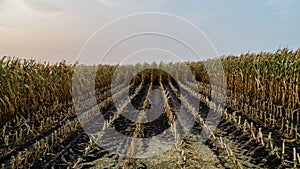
0;0;299;63
24;0;61;14
266;0;296;6
96;0;120;8
95;0;174;11
0;0;28;27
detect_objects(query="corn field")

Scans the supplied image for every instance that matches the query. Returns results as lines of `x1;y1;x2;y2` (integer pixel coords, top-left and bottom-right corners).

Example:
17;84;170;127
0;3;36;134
0;48;299;168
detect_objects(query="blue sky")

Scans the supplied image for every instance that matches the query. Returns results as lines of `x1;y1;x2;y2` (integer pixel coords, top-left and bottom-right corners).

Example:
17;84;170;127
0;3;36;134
0;0;299;63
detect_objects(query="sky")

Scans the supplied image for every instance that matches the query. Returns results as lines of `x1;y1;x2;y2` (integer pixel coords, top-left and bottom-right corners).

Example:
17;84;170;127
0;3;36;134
0;0;299;64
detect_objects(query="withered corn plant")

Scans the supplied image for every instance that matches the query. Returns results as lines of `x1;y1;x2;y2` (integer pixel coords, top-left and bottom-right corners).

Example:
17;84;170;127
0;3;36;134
0;57;73;127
